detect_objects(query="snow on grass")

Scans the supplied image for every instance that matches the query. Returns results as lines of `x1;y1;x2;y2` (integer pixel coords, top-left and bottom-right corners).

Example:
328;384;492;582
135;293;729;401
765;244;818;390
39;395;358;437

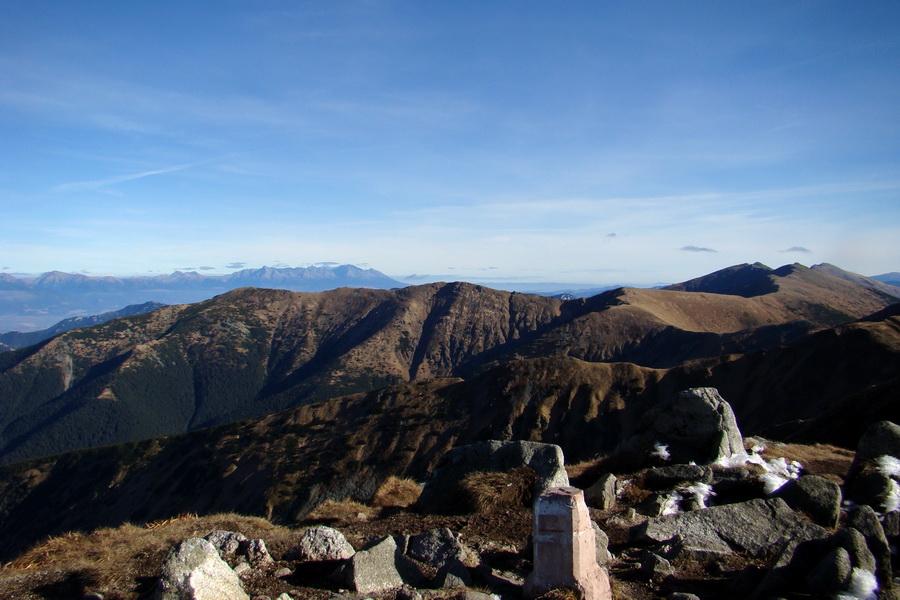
678;482;716;509
714;446;803;493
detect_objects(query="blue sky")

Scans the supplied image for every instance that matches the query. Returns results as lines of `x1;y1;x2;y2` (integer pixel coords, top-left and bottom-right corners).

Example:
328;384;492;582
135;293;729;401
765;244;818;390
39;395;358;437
1;1;898;286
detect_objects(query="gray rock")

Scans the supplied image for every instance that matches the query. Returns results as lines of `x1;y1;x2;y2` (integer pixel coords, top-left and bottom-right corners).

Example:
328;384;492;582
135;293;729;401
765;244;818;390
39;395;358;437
284;526;355;562
640;552;674;582
617;387;744;466
448;592;496;600
407;527;470;567
847;471;898;512
233;562;252;576
337;536;404;595
832;527;877;575
591;521;612;564
241;539;273;567
396;586;424;600
273;567;292;578
773;474;842;528
849;421;900;480
638;491;680;518
668;594;701;600
807;546;852;595
884;511;900;538
584;473;617;510
847;505;893;589
434;561;472;588
644;464;713;490
416;440;568;513
633;497;826;558
204;530;249;558
154;538;249;600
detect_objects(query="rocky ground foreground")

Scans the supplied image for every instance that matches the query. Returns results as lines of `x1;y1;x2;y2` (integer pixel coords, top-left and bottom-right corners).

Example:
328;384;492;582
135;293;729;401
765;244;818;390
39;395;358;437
2;388;899;600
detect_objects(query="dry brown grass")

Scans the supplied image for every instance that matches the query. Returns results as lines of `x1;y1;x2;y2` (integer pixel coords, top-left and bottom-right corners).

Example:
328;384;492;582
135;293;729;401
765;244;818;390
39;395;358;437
304;499;378;523
457;466;539;513
0;513;297;600
370;475;422;508
535;587;582;600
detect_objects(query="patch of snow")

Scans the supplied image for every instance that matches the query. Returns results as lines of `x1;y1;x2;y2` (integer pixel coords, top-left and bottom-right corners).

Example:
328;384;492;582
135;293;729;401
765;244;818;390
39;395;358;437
651;442;670;462
836;567;878;600
885;479;900;513
714;452;751;469
660;491;681;516
761;472;790;494
679;482;716;509
875;455;900;478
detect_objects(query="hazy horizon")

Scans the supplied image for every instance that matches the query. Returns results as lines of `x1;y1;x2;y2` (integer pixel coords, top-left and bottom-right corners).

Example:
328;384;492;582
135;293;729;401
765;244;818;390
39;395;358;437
2;2;898;284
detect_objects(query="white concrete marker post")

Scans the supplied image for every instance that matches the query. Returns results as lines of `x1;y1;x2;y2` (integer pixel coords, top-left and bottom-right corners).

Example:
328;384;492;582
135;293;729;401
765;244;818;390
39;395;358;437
524;486;612;600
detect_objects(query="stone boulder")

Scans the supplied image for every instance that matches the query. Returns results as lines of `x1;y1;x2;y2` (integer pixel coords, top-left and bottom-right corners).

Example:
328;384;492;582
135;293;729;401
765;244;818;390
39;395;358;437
283;525;355;562
407;527;473;587
154;538;249;600
336;536;405;595
584;473;617;510
417;440;569;513
848;420;900;480
632;498;826;559
615;388;744;467
773;474;842;528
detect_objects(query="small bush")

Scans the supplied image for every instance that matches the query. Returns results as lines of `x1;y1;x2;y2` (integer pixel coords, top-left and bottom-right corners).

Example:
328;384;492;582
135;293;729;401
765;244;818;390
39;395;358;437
371;476;422;508
457;466;539;513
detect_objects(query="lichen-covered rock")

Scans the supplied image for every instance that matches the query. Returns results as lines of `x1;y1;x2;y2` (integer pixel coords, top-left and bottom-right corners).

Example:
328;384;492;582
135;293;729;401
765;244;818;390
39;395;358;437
154;538;249;600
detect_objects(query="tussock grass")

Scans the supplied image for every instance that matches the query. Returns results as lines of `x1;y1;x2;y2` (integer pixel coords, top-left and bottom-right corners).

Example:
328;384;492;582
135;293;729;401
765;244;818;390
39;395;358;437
371;475;422;508
305;499;377;523
458;466;538;513
1;513;296;600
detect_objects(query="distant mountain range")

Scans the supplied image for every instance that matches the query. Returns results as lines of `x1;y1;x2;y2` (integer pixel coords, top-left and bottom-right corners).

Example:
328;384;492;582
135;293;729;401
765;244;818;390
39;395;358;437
0;265;406;332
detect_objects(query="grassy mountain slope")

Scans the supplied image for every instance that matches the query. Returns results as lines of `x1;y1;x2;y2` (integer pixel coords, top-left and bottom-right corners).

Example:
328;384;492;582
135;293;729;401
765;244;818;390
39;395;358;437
0;264;895;465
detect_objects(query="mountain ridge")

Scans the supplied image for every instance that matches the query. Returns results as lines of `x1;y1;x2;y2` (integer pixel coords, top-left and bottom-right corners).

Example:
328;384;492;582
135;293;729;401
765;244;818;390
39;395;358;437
0;262;895;465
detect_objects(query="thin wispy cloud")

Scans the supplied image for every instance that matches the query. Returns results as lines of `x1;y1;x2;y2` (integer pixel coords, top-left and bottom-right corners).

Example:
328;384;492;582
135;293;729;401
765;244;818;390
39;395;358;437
54;162;202;193
781;246;812;254
681;246;718;253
